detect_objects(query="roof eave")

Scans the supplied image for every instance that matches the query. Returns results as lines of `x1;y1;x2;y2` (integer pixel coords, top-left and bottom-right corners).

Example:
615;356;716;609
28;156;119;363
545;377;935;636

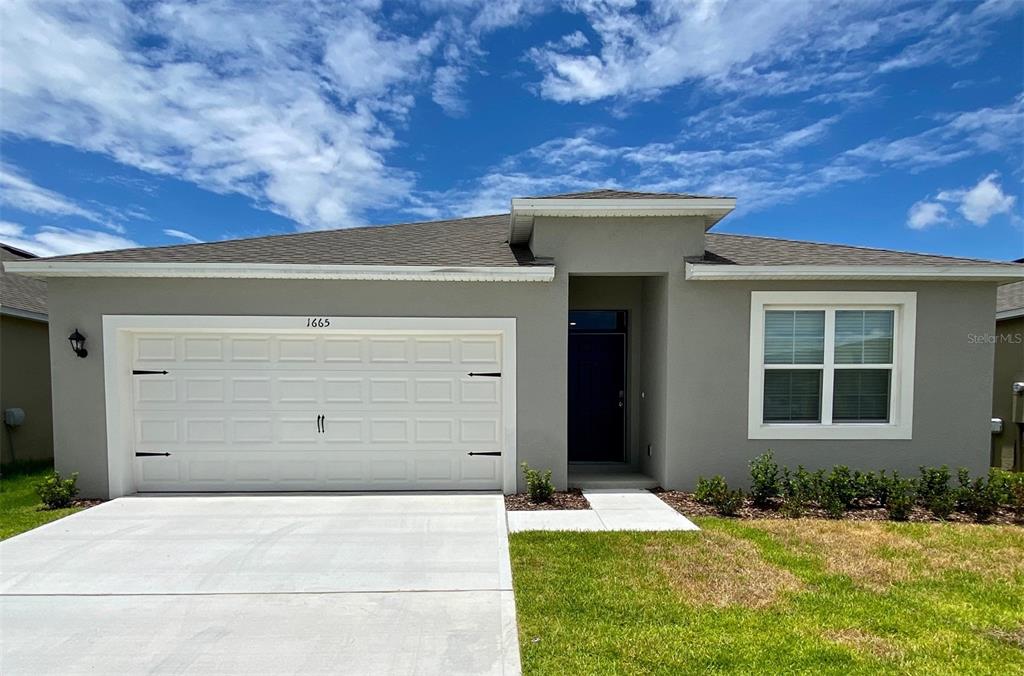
508;197;737;244
685;262;1024;282
3;261;556;283
0;306;48;322
997;307;1024;321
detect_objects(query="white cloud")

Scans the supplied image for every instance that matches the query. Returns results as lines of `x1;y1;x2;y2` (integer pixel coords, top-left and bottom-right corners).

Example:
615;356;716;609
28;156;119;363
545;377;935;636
528;1;1018;104
906;201;948;230
937;173;1018;226
0;220;138;257
163;229;203;244
907;173;1019;231
0;165;108;226
0;1;438;231
429;94;1019;221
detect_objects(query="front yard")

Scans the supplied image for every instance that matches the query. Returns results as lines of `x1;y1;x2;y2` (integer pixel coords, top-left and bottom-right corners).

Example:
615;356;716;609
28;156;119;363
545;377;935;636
0;463;87;540
510;519;1024;675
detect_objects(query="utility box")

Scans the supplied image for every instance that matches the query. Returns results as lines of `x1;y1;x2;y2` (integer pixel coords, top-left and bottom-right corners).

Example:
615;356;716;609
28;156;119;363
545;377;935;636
3;408;25;427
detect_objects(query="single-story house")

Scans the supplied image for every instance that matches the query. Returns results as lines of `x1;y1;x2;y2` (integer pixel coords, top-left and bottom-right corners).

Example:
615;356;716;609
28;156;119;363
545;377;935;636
992;275;1024;470
5;190;1023;499
1;243;53;464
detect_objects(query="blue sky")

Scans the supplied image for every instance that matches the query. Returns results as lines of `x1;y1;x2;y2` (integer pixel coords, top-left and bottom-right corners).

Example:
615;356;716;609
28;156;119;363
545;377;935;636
0;0;1021;260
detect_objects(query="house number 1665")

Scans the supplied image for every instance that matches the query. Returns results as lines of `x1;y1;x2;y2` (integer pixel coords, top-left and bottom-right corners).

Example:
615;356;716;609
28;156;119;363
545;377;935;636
306;317;331;328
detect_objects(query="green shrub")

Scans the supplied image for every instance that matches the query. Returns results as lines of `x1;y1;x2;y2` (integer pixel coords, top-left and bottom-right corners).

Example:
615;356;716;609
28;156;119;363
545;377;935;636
918;466;955;519
694;475;744;516
714;487;745;516
694;475;728;505
886;478;916;521
873;470;908;508
521;462;554;503
35;471;79;509
956;468;1006;522
748;450;781;507
852;470;880;505
999;470;1024;515
780;466;815;518
819;465;857;513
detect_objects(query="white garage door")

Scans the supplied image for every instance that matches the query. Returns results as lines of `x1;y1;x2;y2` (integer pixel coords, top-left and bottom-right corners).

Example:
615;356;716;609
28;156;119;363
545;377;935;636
130;328;506;491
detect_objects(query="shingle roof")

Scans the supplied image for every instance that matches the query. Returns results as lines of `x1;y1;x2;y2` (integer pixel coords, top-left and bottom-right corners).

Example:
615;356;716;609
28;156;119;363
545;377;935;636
13;212;1017;279
529;188;733;200
702;233;1014;267
34;214;536;267
998;281;1024;315
1;245;47;316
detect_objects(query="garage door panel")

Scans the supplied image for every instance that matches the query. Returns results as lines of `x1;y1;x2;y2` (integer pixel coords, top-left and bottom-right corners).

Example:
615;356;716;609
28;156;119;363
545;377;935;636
131;329;505;492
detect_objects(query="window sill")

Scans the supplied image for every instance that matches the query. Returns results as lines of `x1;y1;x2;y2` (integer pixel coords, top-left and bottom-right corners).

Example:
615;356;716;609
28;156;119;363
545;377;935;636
748;422;912;440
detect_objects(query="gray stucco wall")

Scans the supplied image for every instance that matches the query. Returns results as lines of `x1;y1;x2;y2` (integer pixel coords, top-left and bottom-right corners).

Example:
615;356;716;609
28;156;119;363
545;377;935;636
43;214;1002;497
1;315;53;463
667;279;999;489
46;276;567;497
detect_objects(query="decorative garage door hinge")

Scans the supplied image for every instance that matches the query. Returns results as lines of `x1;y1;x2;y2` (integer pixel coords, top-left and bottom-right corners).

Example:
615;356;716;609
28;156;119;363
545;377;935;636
467;372;501;377
135;452;171;457
466;451;502;456
132;369;169;375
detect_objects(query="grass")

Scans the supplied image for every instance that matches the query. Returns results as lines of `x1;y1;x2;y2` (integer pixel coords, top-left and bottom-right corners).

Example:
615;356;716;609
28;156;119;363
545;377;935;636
0;462;84;540
509;518;1024;675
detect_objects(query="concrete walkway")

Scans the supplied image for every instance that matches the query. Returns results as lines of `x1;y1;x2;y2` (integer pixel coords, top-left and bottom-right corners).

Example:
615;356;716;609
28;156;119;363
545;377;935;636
506;489;699;532
0;494;521;675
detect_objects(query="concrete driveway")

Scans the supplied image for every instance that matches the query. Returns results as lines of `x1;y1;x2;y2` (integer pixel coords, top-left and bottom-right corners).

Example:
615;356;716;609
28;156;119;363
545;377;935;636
0;494;520;675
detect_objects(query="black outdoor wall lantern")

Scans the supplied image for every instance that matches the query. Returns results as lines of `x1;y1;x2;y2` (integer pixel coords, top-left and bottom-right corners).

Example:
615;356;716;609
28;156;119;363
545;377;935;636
68;329;88;358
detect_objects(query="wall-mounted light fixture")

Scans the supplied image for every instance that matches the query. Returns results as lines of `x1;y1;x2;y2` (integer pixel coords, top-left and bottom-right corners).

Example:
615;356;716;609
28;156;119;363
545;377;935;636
68;329;88;358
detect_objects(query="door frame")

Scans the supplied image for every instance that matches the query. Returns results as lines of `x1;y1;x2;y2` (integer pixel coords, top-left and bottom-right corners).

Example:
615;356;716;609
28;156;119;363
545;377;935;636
102;315;517;497
567;309;628;463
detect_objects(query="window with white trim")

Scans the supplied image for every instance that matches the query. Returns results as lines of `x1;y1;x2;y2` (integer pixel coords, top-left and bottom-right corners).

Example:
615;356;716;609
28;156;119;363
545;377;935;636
748;292;916;440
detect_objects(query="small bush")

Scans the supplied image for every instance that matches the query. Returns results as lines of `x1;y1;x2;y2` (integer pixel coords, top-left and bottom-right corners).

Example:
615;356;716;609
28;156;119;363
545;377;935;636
999;470;1024;515
918;466;955;519
814;466;857;518
873;470;908;508
886;478;916;521
852;470;879;505
521;462;554;503
35;471;79;509
780;466;815;518
694;475;744;516
956;468;1006;522
694;475;728;505
714;487;745;516
748;450;781;507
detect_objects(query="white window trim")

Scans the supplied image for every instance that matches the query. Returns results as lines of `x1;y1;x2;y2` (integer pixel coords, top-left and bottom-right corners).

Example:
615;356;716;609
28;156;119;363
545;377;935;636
748;291;916;440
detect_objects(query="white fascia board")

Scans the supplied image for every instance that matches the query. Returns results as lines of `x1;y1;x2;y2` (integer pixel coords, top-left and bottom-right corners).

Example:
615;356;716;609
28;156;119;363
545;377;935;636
508;197;737;244
2;261;556;282
997;308;1024;321
686;262;1024;282
0;306;48;322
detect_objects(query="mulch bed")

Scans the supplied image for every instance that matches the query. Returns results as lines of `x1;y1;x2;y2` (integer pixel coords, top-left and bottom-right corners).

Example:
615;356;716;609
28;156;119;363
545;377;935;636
654;490;1023;526
505;489;590;511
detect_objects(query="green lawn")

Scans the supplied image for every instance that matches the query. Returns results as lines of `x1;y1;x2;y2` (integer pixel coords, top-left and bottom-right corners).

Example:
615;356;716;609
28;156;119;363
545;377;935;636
510;518;1024;675
0;462;84;540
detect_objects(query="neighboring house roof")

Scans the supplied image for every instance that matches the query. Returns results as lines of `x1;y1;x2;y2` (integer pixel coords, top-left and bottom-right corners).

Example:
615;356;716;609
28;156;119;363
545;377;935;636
997;281;1024;320
0;244;47;320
